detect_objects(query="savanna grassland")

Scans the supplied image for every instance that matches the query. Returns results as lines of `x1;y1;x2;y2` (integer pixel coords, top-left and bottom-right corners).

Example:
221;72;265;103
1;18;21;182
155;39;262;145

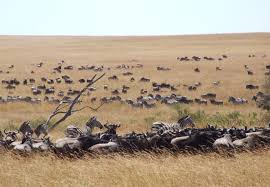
0;33;270;186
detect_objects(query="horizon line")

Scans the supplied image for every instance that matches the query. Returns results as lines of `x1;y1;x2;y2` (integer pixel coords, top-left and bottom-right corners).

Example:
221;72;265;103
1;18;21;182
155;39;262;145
0;32;269;37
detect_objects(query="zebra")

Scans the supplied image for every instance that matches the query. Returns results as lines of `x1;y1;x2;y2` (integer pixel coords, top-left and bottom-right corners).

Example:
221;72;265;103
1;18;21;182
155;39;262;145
151;116;195;134
54;117;104;151
84;116;103;136
65;117;104;138
65;125;84;138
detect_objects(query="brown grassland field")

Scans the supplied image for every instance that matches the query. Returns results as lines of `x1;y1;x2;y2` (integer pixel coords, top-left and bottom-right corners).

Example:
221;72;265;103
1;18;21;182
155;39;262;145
0;33;270;186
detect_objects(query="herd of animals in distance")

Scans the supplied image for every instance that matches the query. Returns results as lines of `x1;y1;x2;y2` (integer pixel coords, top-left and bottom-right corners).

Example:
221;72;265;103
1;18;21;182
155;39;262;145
0;53;269;156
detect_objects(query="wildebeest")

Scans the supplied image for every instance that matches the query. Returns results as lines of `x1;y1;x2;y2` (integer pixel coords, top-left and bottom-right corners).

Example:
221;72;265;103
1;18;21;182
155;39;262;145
32;137;53;151
195;98;207;105
228;96;248;104
201;93;216;100
140;77;150;82
108;75;118;80
246;84;259;90
213;134;234;149
210;99;223;105
171;131;220;150
233;134;270;149
18;121;33;136
247;70;254;75
194;67;200;72
216;67;222;71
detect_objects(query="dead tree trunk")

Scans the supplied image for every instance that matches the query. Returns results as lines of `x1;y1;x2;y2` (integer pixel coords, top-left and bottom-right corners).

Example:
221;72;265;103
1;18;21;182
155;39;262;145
45;73;105;132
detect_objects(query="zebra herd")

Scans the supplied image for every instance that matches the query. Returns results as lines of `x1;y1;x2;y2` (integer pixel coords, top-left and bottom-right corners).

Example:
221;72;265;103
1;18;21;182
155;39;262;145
1;116;270;156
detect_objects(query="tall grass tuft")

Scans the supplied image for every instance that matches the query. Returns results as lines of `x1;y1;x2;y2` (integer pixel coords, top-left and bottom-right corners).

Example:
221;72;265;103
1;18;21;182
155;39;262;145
172;104;265;127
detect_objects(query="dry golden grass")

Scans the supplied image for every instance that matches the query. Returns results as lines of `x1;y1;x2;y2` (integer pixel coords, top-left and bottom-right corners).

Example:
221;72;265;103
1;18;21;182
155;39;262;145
0;33;270;186
1;150;270;187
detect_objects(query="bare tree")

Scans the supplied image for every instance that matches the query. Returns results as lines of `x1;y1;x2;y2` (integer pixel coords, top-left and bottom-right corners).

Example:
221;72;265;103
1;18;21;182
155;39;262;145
44;73;105;132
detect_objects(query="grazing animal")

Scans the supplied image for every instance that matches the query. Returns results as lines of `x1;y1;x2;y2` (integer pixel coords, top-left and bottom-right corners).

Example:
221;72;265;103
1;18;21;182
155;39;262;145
123;72;133;76
79;79;85;83
53;65;62;73
213;134;234;149
84;116;103;136
54;120;103;152
171;131;219;149
246;84;259;90
140;77;150;82
3;129;19;145
13;136;33;152
152;116;195;134
233;134;270;149
228;96;248;104
112;89;120;95
18;121;33;136
216;67;222;71
247;70;254;75
34;124;48;138
100;124;120;140
108;75;118;80
194;68;200;72
32;137;52;151
213;81;220;86
65;125;83;138
195;98;207;105
201;93;216;99
55;137;81;151
210;99;223;105
89;141;119;152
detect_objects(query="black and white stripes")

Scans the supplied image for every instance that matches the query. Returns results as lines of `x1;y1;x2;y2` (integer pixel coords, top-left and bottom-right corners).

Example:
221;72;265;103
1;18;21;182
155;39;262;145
151;116;195;134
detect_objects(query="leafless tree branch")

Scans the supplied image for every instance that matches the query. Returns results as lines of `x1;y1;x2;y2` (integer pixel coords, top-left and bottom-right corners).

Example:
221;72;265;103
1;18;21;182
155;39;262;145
71;102;105;113
45;73;105;132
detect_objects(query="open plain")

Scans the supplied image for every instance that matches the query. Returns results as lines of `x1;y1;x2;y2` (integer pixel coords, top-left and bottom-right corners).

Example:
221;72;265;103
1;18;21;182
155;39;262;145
0;33;270;186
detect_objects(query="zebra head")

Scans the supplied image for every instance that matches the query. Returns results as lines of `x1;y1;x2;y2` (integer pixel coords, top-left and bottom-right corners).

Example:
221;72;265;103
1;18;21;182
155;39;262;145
177;115;195;129
85;116;103;135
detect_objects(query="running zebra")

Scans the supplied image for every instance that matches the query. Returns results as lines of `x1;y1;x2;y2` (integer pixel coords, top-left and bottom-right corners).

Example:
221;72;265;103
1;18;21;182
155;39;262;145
151;115;195;134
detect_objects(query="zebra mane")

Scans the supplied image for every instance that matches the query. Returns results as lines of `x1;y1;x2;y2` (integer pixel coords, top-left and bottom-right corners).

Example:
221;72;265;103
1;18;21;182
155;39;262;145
177;115;190;124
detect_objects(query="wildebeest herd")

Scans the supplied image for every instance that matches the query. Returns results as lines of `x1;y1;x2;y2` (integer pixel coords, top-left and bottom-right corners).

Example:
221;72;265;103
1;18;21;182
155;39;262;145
0;56;269;109
1;116;270;156
0;53;269;157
